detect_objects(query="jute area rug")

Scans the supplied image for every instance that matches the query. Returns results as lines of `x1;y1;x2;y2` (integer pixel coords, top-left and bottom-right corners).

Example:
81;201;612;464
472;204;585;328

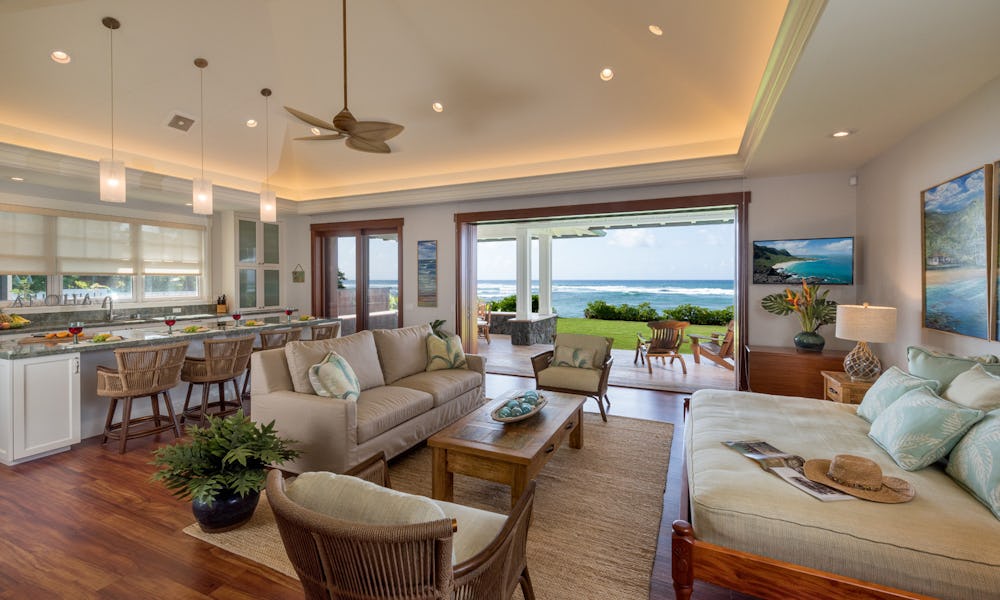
184;414;672;599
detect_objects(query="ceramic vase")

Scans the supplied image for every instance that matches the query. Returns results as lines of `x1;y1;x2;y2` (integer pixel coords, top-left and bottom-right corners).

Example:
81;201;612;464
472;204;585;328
793;330;825;352
192;488;260;533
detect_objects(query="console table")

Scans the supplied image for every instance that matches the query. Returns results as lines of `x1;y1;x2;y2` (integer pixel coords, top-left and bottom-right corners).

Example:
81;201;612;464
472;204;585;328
746;345;848;399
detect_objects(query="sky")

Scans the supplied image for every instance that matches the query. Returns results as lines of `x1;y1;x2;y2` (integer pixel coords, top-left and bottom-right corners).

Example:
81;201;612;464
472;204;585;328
477;223;735;280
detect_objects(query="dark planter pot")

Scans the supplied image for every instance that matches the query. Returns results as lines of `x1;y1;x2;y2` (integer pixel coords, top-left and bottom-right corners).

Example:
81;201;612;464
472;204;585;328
793;330;825;352
192;489;260;533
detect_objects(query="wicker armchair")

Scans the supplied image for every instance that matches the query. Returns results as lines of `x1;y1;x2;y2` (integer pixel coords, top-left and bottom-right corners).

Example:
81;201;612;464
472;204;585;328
95;341;190;453
531;333;613;421
266;453;536;600
309;322;341;340
181;335;255;425
635;320;689;374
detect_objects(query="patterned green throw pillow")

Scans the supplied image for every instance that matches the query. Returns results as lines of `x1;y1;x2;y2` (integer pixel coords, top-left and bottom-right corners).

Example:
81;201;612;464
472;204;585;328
552;345;595;369
856;365;939;423
869;386;985;471
426;334;467;371
946;411;1000;520
308;351;361;400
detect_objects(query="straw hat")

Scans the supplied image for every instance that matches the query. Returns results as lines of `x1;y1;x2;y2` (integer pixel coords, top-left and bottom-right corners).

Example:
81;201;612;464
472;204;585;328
803;455;915;503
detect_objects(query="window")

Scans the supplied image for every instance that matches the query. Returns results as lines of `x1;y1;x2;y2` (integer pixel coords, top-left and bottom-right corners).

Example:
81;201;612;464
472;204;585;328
0;274;48;303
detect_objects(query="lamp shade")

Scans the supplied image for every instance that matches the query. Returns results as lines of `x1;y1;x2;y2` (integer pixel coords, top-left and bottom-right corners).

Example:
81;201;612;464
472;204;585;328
259;189;276;223
192;178;213;215
835;304;896;343
99;159;126;203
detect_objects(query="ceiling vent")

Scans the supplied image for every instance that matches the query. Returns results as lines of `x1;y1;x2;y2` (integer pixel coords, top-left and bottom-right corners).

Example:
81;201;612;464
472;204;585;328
166;112;196;132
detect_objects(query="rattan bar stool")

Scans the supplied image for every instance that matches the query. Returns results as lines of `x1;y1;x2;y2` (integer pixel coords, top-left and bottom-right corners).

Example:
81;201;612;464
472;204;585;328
96;341;190;453
240;328;298;398
181;335;255;426
309;322;341;340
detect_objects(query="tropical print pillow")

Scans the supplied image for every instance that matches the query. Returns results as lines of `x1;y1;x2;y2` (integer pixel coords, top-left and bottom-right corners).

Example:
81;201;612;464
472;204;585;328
856;366;939;423
869;386;984;471
426;334;467;371
552;345;595;369
308;351;361;400
946;411;1000;520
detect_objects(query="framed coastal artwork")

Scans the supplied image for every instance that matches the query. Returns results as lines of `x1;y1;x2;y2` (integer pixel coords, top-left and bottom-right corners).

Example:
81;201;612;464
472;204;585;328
752;237;854;285
921;165;993;339
417;240;438;307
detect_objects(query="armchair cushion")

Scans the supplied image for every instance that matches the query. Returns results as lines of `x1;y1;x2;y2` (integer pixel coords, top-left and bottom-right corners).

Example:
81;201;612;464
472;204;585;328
537;364;602;392
426;333;468;371
308;352;361;401
552;345;595;369
286;471;446;526
432;499;507;564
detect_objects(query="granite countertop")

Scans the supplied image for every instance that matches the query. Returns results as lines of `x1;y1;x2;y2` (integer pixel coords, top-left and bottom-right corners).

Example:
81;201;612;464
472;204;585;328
0;307;298;336
0;317;337;360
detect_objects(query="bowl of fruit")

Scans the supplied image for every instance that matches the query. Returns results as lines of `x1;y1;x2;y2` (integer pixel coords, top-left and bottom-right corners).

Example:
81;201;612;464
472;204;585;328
0;313;30;329
298;315;315;321
491;391;547;423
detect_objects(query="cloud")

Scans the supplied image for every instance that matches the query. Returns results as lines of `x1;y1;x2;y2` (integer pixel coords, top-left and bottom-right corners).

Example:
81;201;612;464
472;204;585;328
821;239;853;254
925;169;986;213
607;229;656;248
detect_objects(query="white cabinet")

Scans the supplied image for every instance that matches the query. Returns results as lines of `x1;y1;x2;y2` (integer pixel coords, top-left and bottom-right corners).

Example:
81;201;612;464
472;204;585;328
236;217;282;310
0;353;81;465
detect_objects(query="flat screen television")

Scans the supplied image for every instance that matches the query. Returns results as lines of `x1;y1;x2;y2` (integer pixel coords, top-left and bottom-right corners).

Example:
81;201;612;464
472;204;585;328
752;237;854;285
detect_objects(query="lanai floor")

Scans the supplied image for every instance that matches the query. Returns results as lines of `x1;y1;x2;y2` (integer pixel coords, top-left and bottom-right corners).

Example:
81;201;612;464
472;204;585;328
474;333;736;394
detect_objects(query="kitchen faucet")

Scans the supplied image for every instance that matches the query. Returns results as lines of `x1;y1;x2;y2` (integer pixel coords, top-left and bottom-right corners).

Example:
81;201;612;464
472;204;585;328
102;295;114;320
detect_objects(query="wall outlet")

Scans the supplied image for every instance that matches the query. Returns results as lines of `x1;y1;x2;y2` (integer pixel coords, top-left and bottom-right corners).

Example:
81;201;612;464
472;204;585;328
172;307;182;313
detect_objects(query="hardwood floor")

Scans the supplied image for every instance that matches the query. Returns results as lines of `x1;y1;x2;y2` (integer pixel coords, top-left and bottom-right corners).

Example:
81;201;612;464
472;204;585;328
0;373;755;599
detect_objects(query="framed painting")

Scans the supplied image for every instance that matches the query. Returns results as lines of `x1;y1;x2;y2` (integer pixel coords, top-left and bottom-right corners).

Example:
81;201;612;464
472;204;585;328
921;165;993;339
417;240;438;307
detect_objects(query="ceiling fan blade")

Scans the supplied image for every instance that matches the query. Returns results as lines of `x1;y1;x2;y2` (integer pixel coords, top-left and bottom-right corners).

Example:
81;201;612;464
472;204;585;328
346;136;391;154
351;121;404;142
333;107;359;133
294;134;345;140
284;106;339;131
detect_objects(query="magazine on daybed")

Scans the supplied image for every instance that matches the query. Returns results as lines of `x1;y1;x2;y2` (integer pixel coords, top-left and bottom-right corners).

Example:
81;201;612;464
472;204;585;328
724;440;855;502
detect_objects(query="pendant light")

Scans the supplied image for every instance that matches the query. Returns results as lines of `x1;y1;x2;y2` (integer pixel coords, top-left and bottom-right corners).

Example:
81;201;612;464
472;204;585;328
99;17;125;203
259;88;276;223
192;58;213;215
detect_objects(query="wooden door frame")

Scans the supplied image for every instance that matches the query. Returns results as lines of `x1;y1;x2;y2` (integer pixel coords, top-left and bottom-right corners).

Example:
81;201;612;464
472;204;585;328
454;192;750;389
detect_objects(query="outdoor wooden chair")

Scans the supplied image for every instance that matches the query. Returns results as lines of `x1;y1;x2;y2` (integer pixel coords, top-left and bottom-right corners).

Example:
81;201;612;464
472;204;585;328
477;302;491;345
266;452;536;600
635;320;689;374
96;341;189;453
689;320;735;370
181;335;255;425
531;333;613;421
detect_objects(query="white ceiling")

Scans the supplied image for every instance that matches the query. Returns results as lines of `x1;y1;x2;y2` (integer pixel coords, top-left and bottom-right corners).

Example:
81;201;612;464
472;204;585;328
1;0;999;212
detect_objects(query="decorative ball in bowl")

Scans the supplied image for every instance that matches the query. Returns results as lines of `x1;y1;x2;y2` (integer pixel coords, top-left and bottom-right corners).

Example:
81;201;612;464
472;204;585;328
491;391;547;423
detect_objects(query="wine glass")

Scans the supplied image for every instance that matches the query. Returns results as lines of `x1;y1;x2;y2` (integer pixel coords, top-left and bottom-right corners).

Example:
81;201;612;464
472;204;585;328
232;312;242;327
67;321;85;345
164;317;177;335
284;307;294;323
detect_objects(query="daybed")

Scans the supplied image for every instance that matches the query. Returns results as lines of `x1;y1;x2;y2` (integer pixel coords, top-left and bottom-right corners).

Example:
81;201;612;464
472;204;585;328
674;349;1000;599
251;324;485;474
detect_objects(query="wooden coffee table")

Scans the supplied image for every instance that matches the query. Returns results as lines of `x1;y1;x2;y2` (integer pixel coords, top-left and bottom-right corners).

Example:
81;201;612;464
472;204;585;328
429;390;585;508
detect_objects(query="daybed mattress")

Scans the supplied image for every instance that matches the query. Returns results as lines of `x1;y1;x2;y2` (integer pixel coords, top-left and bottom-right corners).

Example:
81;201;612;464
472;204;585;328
686;389;1000;599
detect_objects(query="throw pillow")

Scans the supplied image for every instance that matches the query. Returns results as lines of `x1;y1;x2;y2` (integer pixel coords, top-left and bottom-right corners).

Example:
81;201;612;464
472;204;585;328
943;364;1000;412
856;366;940;423
906;346;1000;392
869;386;985;470
946;411;1000;520
552;345;595;369
308;352;361;400
426;334;468;371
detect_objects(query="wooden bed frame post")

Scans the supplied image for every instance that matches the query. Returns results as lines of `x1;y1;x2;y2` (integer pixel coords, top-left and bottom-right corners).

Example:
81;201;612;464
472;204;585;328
672;520;695;600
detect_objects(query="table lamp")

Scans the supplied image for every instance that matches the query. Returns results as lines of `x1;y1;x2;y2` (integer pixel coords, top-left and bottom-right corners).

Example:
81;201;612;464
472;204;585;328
835;303;897;381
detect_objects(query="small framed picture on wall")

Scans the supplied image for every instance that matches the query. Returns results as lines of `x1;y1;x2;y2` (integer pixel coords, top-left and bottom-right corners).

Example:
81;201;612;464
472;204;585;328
417;240;438;307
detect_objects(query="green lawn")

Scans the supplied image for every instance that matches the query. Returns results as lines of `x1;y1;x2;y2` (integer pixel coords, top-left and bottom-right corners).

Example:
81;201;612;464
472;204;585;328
555;317;725;354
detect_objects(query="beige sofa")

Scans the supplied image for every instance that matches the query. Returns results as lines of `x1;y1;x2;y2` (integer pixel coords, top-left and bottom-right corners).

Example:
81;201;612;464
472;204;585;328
251;324;485;473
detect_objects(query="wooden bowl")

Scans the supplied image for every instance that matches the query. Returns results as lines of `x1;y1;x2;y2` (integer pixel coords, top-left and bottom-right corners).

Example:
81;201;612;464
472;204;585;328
491;394;548;423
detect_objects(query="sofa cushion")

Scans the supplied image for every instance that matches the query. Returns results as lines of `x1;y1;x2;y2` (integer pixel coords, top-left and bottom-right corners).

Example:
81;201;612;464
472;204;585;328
869;386;985;470
373;324;433;384
431;499;507;564
907;346;1000;392
285;331;385;394
537;364;602;392
943;364;1000;411
856;366;939;423
394;369;483;407
308;352;361;400
286;471;446;525
356;385;434;443
426;334;468;371
946;410;1000;520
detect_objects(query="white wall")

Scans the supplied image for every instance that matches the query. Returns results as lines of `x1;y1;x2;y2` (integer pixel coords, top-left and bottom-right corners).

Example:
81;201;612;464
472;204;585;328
858;74;1000;368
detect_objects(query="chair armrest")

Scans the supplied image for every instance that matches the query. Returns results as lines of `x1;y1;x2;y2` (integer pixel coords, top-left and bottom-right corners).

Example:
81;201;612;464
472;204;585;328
344;451;390;487
95;366;124;396
454;480;536;588
530;350;554;378
252;389;358;474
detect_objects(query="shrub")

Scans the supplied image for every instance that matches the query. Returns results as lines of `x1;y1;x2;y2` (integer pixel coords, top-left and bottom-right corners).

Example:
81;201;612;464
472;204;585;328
489;294;539;312
583;300;659;322
662;304;733;326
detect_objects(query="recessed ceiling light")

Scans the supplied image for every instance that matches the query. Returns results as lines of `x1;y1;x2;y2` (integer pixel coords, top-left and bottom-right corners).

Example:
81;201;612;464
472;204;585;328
310;127;322;135
431;102;444;113
246;119;258;128
50;50;71;64
648;25;663;36
599;67;614;82
830;130;855;138
10;176;25;182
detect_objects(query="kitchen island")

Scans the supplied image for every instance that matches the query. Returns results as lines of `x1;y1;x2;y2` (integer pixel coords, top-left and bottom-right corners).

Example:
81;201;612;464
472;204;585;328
0;317;338;465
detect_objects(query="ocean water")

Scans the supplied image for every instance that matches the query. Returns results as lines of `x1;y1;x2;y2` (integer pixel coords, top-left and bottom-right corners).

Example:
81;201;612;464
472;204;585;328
477;279;734;318
925;272;989;338
778;254;854;284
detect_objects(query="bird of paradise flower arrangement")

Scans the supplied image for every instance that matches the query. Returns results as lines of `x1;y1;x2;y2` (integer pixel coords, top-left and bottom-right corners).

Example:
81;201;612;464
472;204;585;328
761;282;837;350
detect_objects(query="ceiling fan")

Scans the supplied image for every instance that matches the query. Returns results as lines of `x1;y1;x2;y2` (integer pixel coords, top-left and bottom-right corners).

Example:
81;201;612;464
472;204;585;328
285;0;404;153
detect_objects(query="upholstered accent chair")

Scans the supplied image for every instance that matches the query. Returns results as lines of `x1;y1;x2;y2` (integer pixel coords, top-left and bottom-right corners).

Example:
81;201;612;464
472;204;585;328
531;333;613;421
635;320;689;374
266;453;536;600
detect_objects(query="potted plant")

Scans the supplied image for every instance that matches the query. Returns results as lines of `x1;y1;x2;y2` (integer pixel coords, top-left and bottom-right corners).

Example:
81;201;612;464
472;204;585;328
151;410;299;532
761;282;837;351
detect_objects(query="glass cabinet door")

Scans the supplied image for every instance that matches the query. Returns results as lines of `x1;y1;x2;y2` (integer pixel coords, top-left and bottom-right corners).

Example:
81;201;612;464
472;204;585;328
235;218;281;310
